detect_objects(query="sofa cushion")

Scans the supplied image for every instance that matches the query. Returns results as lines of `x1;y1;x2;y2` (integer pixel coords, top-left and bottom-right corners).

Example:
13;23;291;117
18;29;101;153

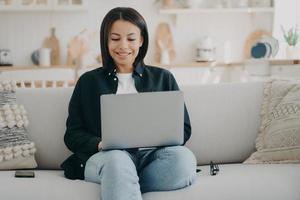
0;170;100;200
16;88;73;169
15;82;266;169
0;81;37;170
0;164;299;200
181;82;265;165
143;164;300;200
245;79;300;164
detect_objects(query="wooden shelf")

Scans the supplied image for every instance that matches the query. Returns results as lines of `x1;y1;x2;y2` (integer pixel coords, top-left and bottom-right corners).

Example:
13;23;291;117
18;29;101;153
0;0;87;11
0;65;75;71
155;59;300;68
269;59;300;65
153;61;242;68
1;59;299;73
159;7;274;25
159;7;274;14
53;0;88;11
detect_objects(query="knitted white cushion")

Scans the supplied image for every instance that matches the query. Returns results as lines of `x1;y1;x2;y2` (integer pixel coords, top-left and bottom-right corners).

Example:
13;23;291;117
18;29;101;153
244;79;300;164
0;81;37;170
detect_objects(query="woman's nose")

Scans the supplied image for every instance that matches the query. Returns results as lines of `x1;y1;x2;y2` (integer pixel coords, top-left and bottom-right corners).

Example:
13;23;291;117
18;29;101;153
119;39;128;49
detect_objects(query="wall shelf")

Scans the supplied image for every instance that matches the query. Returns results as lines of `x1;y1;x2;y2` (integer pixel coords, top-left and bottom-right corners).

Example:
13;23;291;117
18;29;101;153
159;7;274;14
159;7;274;25
0;0;87;11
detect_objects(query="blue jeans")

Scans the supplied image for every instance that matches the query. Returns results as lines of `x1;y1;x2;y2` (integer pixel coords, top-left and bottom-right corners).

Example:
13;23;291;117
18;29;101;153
84;146;197;200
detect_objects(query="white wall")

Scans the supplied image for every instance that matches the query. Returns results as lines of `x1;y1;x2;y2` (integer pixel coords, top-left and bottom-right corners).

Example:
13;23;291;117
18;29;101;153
273;0;300;58
0;0;273;66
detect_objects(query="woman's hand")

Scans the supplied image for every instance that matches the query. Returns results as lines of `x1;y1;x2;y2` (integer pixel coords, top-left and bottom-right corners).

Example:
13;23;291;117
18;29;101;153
98;141;103;151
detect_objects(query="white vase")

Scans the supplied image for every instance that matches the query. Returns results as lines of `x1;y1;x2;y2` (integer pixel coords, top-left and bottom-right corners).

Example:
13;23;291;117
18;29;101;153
286;46;299;59
223;40;232;64
39;48;51;67
160;50;170;65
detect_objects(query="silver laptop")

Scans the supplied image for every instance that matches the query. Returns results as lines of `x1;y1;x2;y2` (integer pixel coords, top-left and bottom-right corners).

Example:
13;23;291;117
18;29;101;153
100;91;184;150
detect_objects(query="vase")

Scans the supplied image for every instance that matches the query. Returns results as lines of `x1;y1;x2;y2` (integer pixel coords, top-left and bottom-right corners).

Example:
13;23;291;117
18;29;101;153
162;0;174;9
39;48;51;67
286;46;299;59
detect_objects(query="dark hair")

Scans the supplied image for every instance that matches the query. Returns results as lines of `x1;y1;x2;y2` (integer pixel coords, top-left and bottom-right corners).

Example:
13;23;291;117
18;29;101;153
100;7;149;69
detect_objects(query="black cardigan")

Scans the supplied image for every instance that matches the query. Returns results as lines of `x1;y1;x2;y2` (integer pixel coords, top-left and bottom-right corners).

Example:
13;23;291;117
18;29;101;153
61;64;192;180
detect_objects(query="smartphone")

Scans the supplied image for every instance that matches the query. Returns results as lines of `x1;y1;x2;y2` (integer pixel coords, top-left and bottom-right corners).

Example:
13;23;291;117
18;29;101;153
14;171;35;178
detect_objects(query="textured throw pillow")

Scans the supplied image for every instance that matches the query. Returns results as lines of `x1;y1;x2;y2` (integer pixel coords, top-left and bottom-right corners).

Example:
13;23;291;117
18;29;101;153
244;79;300;164
0;81;37;170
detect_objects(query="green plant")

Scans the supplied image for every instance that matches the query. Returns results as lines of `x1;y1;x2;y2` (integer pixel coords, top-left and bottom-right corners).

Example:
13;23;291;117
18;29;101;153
281;25;299;46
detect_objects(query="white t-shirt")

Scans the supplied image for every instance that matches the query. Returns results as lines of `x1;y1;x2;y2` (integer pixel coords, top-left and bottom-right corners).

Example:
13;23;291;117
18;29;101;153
116;73;138;94
113;73;153;150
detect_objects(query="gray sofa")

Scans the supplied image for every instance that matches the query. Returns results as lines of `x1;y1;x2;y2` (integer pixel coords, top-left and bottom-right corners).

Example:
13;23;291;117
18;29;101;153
1;81;299;200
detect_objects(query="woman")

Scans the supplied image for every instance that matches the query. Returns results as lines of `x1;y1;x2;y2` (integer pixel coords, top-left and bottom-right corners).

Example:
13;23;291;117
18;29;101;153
61;7;196;200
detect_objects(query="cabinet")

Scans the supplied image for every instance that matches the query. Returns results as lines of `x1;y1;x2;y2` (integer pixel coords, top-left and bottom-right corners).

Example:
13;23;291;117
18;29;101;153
156;60;300;84
0;66;76;88
0;0;87;11
271;65;300;78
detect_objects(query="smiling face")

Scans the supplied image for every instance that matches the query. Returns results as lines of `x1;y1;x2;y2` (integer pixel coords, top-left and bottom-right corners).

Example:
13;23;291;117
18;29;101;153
108;20;143;73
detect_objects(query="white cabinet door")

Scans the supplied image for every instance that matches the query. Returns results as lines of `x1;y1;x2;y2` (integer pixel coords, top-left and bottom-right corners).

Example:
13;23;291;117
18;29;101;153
169;67;229;85
271;65;300;78
0;68;75;88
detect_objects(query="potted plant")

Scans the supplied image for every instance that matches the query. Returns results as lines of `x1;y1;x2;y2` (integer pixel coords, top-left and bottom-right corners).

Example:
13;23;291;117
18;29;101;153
281;25;299;59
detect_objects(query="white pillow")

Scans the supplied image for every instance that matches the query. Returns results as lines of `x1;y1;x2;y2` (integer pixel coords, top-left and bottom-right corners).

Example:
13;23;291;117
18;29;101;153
245;79;300;164
0;81;37;170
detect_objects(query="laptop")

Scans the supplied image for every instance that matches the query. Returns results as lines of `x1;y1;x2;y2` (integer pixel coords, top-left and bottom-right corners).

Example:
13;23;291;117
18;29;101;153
100;91;184;150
